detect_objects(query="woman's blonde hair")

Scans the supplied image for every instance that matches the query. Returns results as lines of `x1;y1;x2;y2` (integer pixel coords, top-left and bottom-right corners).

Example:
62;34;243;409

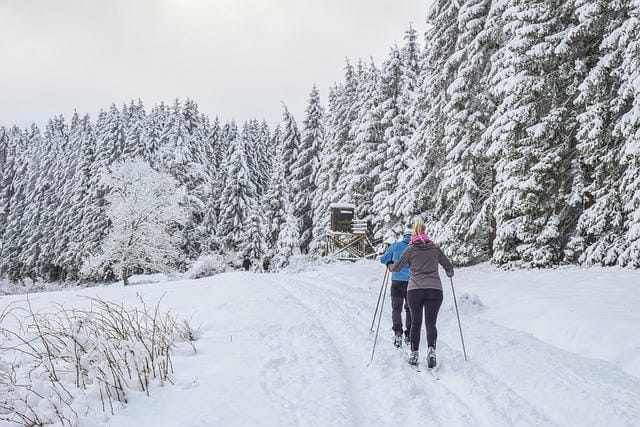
412;220;426;237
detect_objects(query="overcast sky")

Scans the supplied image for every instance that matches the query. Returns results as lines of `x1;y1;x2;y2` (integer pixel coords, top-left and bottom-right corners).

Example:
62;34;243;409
0;0;429;128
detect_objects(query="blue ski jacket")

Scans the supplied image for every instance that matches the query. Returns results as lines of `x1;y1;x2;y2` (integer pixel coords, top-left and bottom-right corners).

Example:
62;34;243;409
380;234;411;282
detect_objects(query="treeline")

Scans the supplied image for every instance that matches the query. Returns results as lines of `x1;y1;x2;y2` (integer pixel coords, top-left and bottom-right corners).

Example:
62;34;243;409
1;0;639;284
319;0;639;268
0;100;276;281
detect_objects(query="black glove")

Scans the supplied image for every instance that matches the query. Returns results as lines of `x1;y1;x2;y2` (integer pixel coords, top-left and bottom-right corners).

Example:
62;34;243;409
386;260;394;266
446;270;454;277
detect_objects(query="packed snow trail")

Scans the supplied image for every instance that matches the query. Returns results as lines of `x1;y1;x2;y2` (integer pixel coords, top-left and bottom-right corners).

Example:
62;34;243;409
312;264;640;426
278;274;553;426
1;260;639;426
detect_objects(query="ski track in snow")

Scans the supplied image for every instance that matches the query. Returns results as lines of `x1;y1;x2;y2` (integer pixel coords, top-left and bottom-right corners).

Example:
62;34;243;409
279;275;474;426
277;266;640;427
461;317;640;426
283;273;554;427
256;293;355;427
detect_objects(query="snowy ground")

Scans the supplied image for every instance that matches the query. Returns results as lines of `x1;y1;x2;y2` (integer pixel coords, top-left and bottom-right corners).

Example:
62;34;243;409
1;260;639;426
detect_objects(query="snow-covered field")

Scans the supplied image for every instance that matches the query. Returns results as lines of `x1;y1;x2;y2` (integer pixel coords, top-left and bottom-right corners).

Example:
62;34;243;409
1;260;639;426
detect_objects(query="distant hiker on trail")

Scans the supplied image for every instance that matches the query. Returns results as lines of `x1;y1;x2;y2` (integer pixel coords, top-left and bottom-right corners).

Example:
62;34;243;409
380;225;413;348
387;220;454;369
242;255;251;271
262;256;271;272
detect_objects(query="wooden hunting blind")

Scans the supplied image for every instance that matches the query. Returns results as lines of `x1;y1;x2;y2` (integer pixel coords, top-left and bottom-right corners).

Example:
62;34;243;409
326;203;376;260
330;203;355;232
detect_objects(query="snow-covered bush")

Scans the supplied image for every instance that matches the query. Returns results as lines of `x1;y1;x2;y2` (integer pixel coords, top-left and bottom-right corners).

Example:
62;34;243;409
275;255;326;273
0;277;94;296
186;254;227;278
272;209;301;271
0;296;197;425
448;292;484;315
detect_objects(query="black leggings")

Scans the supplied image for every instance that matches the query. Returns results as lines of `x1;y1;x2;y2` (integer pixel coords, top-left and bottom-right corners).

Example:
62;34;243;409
390;281;411;337
407;288;443;352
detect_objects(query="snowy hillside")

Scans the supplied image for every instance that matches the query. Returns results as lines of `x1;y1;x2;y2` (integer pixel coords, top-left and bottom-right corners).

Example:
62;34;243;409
1;261;639;426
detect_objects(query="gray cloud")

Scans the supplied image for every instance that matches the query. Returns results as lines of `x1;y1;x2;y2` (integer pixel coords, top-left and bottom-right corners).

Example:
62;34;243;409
0;0;430;127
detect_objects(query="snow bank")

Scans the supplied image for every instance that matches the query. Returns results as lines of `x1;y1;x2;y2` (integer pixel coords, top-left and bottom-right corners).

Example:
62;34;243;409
0;260;638;426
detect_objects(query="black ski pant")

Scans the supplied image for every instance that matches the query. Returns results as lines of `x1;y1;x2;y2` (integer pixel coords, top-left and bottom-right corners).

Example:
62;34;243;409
407;288;443;352
390;280;411;338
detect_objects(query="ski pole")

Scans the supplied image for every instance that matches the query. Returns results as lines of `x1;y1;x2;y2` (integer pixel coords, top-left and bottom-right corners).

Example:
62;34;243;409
369;269;390;365
369;269;388;333
449;277;468;361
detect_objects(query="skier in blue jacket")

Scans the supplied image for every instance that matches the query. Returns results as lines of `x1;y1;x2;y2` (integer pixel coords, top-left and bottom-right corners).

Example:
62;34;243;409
380;225;412;347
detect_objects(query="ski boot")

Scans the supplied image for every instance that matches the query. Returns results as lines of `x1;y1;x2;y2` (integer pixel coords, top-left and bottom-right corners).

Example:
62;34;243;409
393;332;403;348
407;351;419;366
427;346;437;369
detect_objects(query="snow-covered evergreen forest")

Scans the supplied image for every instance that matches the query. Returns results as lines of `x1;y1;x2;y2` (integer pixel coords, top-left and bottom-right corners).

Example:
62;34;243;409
1;0;639;284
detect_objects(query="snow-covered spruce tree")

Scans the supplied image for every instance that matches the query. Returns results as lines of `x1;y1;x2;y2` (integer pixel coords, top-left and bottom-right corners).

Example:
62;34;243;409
391;26;422;230
144;102;169;168
467;0;527;261
429;0;495;265
216;120;238;178
51;112;84;279
262;136;289;252
203;120;240;252
243;119;272;197
291;85;324;253
242;120;260;190
319;61;360;203
341;59;383;225
181;104;217;257
199;116;222;252
122;99;147;159
3;125;35;281
259;120;275;166
562;0;630;265
333;59;365;206
95;104;125;165
82;158;187;285
46;116;78;280
0;127;8;254
23;120;67;281
0;127;6;240
0;127;7;268
483;0;577;267
616;0;640;267
280;104;301;179
278;104;303;250
73;111;115;279
310;86;340;255
243;206;265;259
401;24;421;90
310;63;360;254
398;0;461;227
66;115;101;278
0;127;6;166
0;127;26;281
238;121;270;259
216;132;256;252
371;46;411;240
199;115;220;172
0;127;8;258
158;99;211;257
272;203;301;271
